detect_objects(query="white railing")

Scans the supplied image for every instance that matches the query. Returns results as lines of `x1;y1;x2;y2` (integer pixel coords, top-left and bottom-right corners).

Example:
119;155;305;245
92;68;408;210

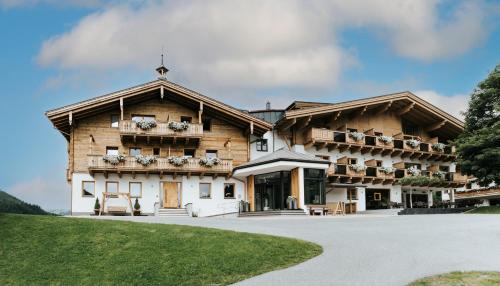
119;120;203;137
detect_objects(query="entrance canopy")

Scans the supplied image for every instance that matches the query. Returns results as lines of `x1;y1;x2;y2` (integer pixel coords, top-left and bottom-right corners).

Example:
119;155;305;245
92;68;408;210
233;148;329;178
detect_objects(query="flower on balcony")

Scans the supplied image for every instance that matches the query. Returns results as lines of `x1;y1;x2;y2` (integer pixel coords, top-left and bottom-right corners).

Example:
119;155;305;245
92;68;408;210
102;154;125;165
397;175;444;186
168;121;189;131
406;139;421;148
199;157;221;168
135;155;157;166
168;156;189;166
431;143;446;152
349;164;367;172
348;131;365;142
433;170;446;179
377;135;393;144
407;166;421;176
379;166;395;174
135;119;157;130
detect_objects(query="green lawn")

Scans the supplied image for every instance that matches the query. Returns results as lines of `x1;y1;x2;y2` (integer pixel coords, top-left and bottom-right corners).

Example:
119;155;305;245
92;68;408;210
409;271;500;286
0;214;322;286
467;206;500;214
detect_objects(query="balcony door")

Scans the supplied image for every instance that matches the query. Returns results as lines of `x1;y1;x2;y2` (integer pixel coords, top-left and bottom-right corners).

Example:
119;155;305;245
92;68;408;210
163;182;181;208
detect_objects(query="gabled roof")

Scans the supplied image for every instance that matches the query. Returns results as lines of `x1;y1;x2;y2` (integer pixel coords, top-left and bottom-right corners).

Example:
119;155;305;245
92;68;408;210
276;91;465;138
233;148;329;170
46;79;273;139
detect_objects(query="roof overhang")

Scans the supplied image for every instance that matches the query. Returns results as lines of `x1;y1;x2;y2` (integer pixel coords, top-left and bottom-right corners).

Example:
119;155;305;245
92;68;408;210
233;160;329;178
275;91;464;139
46;79;273;140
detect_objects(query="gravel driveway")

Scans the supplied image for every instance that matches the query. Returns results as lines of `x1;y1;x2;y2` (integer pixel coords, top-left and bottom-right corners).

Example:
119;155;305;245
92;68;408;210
85;214;500;286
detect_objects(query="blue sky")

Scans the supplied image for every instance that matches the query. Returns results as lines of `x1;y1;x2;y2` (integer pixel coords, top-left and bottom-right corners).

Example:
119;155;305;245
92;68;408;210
0;0;498;211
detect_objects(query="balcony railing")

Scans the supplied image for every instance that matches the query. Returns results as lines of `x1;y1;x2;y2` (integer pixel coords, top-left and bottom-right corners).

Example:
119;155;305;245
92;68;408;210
88;155;233;176
119;120;203;138
394;168;467;187
305;127;456;161
328;164;395;184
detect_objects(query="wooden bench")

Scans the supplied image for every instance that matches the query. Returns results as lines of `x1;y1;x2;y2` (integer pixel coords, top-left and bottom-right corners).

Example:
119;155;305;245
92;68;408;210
307;205;328;216
107;206;127;215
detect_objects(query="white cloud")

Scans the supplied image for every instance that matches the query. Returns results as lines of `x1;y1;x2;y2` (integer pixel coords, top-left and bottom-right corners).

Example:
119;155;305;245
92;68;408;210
36;0;492;93
7;174;70;212
413;90;469;120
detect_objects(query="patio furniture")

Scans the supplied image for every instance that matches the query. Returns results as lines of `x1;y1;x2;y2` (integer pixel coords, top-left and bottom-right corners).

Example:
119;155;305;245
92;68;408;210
308;205;328;216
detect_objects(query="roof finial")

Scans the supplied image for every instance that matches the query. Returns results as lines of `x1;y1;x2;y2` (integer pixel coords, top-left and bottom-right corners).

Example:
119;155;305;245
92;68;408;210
156;51;169;79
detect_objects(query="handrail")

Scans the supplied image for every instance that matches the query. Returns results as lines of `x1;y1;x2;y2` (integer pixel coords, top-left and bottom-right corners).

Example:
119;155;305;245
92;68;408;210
119;120;203;137
88;155;233;172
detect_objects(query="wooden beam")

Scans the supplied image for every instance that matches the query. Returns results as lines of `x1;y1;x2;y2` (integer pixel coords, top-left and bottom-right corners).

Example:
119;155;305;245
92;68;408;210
397;102;415;116
250;121;254;135
295;115;312;131
281;118;297;131
375;101;392;115
120;97;124;120
333;111;342;121
425;120;447;132
68;111;73;126
198;101;203;124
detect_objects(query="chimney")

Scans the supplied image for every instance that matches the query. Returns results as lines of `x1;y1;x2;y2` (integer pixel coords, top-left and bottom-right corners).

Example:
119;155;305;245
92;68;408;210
266;101;271;110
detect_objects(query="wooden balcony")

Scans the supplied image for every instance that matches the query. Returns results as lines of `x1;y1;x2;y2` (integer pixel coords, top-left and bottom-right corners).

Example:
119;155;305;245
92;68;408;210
394;166;467;187
305;127;456;161
88;155;232;178
119;120;203;144
327;157;394;185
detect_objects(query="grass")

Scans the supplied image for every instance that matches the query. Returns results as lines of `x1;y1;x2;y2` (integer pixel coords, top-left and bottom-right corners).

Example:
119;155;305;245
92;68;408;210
409;271;500;286
0;214;322;286
467;206;500;214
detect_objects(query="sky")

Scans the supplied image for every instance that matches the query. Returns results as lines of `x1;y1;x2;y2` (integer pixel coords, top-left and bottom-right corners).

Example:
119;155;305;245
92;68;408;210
0;0;499;211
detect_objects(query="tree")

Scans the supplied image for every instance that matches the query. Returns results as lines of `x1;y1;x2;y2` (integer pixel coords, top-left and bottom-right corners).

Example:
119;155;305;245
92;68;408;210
455;65;500;186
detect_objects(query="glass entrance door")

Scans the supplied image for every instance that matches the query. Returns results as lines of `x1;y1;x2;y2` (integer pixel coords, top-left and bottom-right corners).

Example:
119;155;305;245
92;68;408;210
254;171;290;211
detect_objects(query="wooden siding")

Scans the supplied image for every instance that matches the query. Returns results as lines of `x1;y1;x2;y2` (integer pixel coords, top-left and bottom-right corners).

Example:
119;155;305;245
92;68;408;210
70;97;249;174
291;168;300;207
247;175;255;212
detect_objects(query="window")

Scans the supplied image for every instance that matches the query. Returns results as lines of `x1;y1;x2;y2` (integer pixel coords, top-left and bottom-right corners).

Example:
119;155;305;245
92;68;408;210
348;158;357;165
153;148;160;156
256;139;268;152
132;115;155;122
206;150;217;159
374;132;383;136
129;147;141;156
304;169;325;205
347;188;357;200
224;184;235;199
106;147;119;156
202;118;212;131
376;160;382;167
111;115;119;128
129;182;142;198
404;163;421;169
180;116;192;123
82;181;95;197
316;155;330;161
199;183;211;199
184;149;195;158
347;128;358;132
402;119;420;136
106;181;119;194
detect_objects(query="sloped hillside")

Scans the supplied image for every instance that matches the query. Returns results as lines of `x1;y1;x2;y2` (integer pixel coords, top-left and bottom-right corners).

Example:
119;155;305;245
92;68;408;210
0;191;47;215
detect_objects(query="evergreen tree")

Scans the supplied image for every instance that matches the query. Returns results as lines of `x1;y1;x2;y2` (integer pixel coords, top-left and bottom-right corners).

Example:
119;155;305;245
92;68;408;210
455;65;500;186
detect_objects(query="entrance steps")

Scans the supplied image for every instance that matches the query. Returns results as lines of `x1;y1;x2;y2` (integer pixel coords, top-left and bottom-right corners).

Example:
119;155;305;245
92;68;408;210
157;208;189;217
358;209;402;216
238;210;306;217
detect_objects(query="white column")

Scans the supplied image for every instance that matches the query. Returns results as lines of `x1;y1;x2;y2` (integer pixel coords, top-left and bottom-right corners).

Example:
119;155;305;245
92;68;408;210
428;191;433;208
450;189;455;208
356;187;366;211
391;185;402;203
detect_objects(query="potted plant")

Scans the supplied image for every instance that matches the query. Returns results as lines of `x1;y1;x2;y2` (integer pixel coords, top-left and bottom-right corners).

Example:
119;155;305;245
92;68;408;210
136;119;157;130
348;131;365;142
167;121;189;131
431;143;446;152
199;157;221;167
406;139;421;148
102;154;126;165
377;135;393;145
168;156;189;166
94;198;100;215
135;154;157;166
133;198;141;216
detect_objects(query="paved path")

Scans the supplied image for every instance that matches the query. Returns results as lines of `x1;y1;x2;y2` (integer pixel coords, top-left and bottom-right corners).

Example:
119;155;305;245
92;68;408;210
83;214;500;286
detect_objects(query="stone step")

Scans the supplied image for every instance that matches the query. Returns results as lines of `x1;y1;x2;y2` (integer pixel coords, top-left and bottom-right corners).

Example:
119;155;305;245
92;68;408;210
238;210;306;217
157;208;189;217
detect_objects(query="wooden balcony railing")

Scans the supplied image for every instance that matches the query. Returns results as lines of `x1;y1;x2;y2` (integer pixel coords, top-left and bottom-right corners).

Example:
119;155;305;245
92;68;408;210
119;120;203;143
305;127;456;161
394;167;467;187
88;155;233;177
327;163;394;185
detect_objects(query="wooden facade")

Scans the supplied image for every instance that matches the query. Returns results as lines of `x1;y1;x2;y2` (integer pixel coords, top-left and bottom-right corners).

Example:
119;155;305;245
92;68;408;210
46;80;273;181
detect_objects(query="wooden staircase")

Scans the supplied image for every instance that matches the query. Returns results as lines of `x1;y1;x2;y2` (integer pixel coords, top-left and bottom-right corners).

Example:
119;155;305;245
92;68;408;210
238;210;306;217
157;208;190;217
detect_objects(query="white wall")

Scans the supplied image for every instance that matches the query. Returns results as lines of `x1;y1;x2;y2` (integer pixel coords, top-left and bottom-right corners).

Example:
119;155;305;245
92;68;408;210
325;187;366;211
249;130;288;160
71;172;244;217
